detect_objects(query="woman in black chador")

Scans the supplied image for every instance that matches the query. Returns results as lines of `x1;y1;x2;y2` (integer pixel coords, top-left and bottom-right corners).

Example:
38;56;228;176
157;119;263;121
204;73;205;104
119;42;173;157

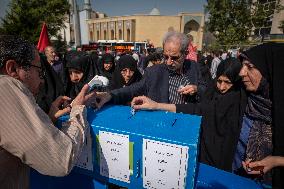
64;51;96;99
131;57;246;172
100;53;115;81
110;55;142;90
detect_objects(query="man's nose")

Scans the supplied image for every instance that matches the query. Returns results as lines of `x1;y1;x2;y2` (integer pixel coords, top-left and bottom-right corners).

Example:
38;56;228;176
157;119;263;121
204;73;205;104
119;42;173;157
166;58;173;65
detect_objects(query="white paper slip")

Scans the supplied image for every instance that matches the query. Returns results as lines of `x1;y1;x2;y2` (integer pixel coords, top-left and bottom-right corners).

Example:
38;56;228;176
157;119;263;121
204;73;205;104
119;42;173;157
143;139;189;189
99;131;130;183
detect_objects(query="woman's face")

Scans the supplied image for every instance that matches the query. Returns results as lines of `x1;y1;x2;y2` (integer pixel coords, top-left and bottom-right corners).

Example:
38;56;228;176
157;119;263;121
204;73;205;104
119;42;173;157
69;68;84;83
239;60;262;92
121;68;134;84
104;62;113;71
217;75;233;94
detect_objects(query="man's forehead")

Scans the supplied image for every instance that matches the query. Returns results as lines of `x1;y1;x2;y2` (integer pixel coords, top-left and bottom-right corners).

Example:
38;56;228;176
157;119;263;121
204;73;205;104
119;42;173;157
46;47;55;52
163;45;181;54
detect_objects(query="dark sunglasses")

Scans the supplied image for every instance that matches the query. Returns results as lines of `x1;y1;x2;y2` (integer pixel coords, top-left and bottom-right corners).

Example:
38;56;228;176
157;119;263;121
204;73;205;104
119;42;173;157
163;54;182;62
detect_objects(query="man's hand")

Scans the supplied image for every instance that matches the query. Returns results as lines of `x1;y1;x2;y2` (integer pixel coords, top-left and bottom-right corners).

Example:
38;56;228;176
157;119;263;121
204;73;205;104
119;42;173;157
94;92;112;109
178;84;197;95
72;84;97;107
48;96;72;123
131;96;158;110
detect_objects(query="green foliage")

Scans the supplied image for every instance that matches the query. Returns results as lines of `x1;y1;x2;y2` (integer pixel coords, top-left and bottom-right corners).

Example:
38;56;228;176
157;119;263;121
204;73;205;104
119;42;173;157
0;0;70;44
52;34;67;54
280;20;284;33
205;0;280;48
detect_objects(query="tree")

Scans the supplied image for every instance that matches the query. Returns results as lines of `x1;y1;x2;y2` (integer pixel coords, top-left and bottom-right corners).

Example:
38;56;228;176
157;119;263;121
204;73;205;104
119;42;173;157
205;0;281;48
280;20;284;33
0;0;70;44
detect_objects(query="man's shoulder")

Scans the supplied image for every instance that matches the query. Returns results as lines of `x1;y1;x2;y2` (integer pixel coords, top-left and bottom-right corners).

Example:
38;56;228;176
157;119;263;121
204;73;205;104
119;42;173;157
0;75;21;86
0;75;29;95
183;59;197;70
53;60;63;66
145;64;167;73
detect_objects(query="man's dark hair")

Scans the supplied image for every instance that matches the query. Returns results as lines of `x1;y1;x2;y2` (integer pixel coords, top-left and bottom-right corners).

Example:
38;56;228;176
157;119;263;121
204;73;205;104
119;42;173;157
0;35;35;69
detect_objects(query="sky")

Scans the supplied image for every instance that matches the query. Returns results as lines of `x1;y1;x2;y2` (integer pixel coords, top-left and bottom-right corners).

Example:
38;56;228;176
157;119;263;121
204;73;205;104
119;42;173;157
91;0;207;16
0;0;206;20
0;0;10;19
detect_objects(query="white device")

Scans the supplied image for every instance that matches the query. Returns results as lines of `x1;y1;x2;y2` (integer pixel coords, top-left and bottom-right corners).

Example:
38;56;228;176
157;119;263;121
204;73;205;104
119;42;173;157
88;75;109;92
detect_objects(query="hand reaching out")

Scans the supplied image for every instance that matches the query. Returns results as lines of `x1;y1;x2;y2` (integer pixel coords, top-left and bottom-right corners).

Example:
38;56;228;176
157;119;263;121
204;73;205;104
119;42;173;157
242;156;284;175
131;96;158;110
94;92;112;109
48;96;72;123
72;84;97;107
177;84;197;95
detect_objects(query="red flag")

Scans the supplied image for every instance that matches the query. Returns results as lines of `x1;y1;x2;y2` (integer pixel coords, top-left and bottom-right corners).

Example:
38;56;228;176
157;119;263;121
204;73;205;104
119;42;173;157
186;43;197;62
37;22;49;52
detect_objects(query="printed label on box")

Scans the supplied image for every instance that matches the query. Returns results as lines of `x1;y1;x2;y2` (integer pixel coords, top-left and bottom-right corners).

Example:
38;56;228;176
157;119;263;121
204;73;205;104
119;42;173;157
143;139;189;189
99;131;130;183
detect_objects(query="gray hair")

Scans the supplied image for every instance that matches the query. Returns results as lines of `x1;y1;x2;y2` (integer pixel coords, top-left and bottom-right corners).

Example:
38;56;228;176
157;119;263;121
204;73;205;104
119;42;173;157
162;31;189;54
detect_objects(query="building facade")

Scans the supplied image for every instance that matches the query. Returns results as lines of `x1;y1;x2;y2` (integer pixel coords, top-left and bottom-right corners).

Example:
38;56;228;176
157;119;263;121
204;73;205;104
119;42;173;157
87;12;205;50
253;0;284;35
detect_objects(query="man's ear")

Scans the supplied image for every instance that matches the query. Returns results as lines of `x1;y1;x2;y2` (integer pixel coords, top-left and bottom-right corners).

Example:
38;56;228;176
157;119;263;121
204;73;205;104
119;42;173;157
5;60;20;79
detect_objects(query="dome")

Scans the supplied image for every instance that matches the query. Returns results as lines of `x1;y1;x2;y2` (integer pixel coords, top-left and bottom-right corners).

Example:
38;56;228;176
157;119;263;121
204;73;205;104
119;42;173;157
149;8;160;15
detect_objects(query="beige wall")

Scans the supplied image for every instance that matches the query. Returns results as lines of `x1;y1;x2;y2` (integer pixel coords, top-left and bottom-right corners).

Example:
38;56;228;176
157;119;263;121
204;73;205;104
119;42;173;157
87;13;205;50
134;16;181;47
271;0;284;34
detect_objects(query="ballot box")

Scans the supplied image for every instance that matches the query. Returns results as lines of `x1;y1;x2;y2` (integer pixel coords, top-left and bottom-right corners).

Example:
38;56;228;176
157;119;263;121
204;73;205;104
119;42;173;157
30;105;263;189
75;105;202;189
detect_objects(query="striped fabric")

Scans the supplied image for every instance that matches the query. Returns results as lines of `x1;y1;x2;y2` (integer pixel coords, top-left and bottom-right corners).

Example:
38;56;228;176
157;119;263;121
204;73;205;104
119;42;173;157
0;75;89;189
168;71;191;104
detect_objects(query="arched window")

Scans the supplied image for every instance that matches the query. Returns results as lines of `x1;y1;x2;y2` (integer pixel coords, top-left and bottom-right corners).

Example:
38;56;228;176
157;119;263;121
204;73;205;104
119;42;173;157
104;30;107;39
97;31;100;40
90;31;93;41
119;29;122;40
184;20;200;44
127;29;130;41
111;30;115;40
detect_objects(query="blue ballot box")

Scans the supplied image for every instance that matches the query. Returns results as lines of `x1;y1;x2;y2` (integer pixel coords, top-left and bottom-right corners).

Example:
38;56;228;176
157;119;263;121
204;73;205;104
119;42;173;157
30;105;262;189
79;105;201;189
33;105;202;189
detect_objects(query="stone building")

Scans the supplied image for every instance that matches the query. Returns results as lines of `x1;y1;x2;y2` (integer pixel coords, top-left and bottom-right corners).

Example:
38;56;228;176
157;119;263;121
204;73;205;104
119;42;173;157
86;9;205;50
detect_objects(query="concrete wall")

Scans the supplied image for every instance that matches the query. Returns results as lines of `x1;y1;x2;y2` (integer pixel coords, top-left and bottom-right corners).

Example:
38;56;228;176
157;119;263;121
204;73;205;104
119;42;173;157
87;13;205;50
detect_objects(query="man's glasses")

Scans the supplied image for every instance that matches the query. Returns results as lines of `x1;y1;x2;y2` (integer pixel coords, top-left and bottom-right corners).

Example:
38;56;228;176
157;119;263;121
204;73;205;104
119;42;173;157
163;54;182;62
22;64;46;79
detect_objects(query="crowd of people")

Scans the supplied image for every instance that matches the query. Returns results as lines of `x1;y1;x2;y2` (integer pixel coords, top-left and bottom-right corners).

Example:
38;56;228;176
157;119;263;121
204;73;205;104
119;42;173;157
0;31;284;189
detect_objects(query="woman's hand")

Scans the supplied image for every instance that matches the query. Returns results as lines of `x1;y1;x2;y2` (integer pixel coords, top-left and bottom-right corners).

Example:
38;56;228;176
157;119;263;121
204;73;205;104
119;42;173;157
242;156;284;175
131;96;158;110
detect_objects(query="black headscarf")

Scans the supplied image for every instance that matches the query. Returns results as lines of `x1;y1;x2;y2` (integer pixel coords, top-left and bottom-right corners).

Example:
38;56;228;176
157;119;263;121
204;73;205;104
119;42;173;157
176;57;247;172
36;54;65;113
110;55;142;90
100;53;115;81
240;43;284;188
65;51;96;99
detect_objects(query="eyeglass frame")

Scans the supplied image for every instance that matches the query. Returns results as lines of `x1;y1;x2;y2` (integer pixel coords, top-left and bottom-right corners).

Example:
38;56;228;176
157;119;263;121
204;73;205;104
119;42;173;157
21;63;46;79
162;54;184;63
